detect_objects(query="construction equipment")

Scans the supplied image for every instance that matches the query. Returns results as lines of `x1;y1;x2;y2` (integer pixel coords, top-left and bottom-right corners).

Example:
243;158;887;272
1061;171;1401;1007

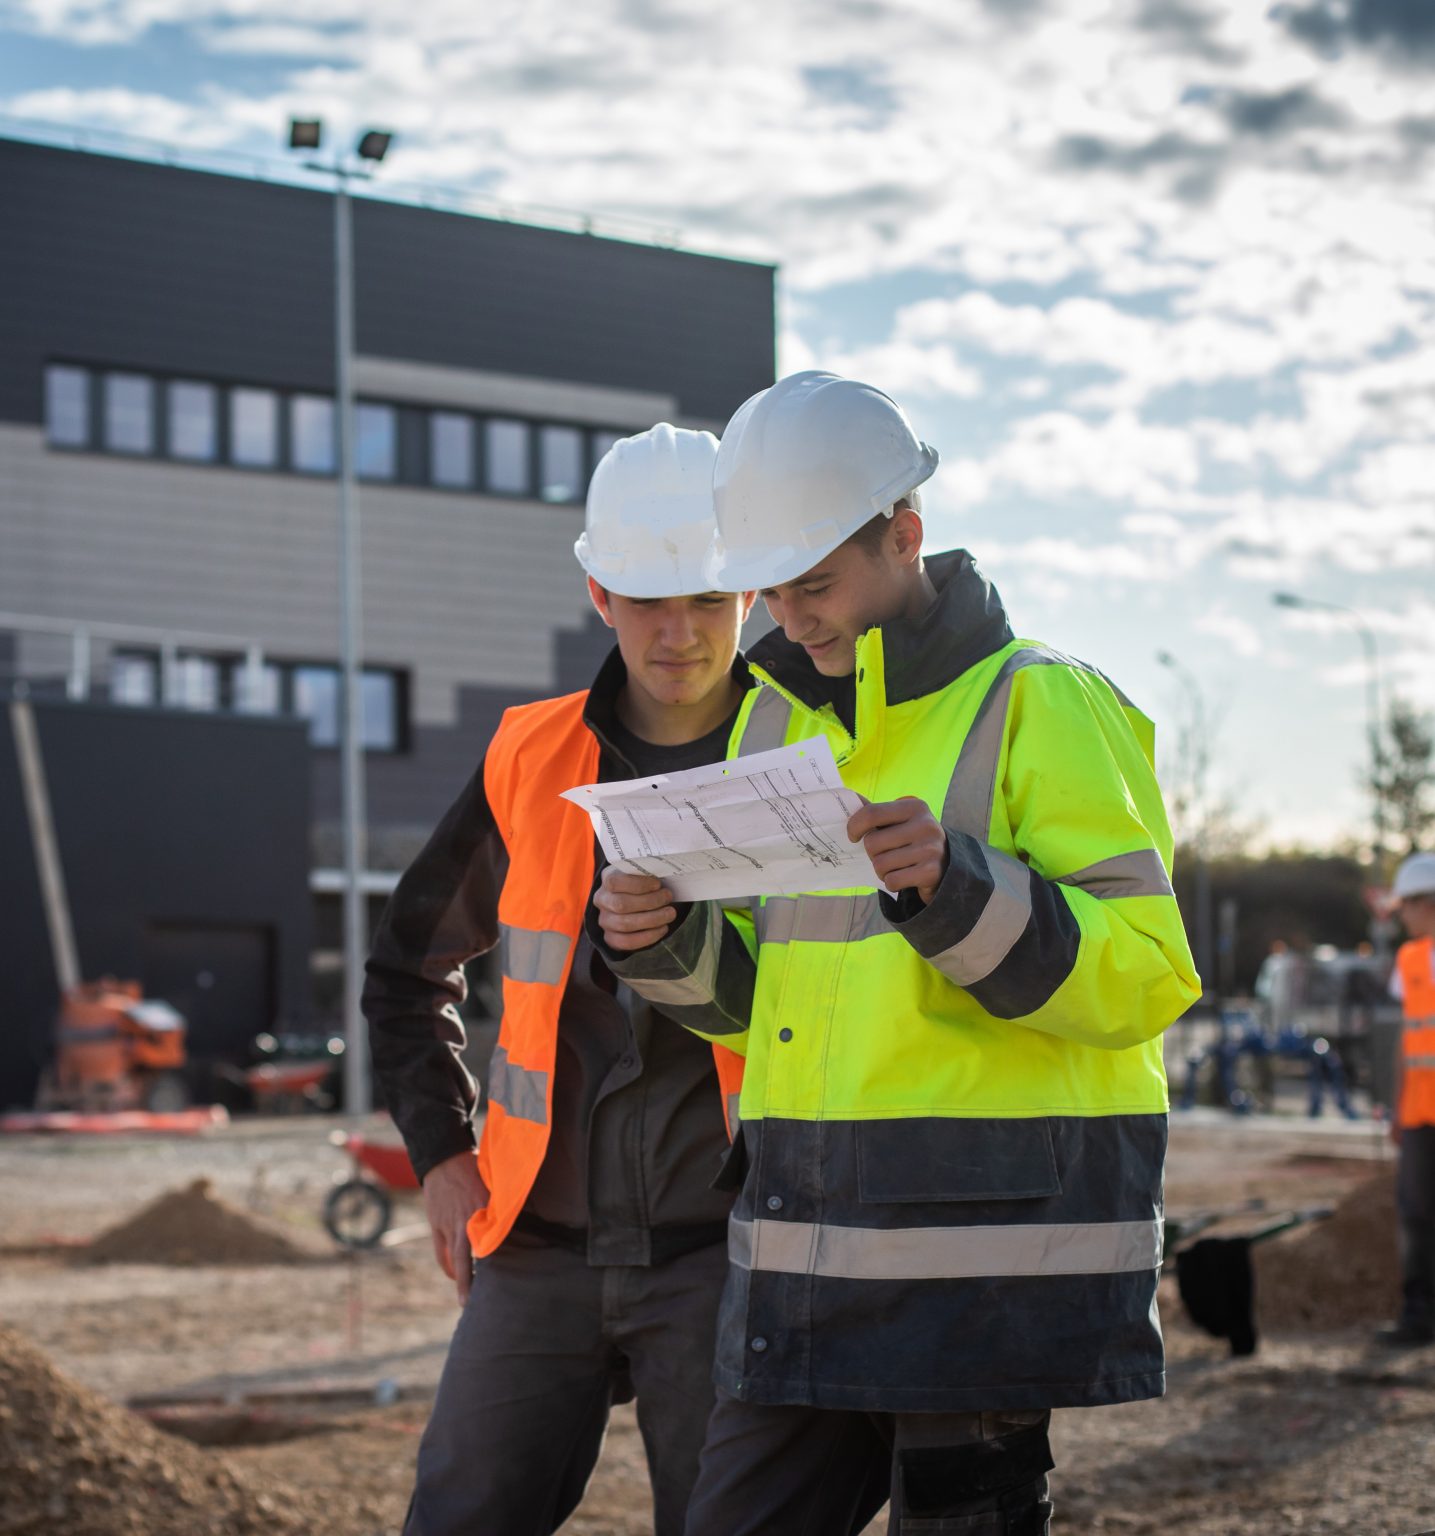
323;1131;420;1248
10;698;191;1115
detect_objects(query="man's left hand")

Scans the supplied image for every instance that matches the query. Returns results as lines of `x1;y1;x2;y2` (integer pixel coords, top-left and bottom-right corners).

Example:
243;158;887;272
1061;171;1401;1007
847;797;948;904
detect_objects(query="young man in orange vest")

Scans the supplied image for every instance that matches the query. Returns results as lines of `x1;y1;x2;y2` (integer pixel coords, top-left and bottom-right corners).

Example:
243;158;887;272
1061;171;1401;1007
363;424;754;1535
1379;851;1435;1347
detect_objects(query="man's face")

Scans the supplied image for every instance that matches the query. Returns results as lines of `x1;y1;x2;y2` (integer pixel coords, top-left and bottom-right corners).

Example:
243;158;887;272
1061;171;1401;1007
1399;894;1435;942
589;578;754;708
758;511;923;678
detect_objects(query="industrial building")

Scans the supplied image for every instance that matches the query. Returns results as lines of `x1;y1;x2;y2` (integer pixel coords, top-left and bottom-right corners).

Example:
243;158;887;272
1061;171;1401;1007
0;130;776;1106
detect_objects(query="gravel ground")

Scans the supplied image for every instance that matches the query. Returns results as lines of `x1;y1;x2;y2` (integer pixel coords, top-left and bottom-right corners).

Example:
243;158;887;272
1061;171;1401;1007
2;1110;1433;1535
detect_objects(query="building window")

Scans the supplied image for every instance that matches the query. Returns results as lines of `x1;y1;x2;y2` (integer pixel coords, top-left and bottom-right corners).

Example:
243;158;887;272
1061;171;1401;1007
291;394;336;475
591;429;624;470
110;652;157;706
45;365;90;448
103;373;154;455
231;388;279;467
167;381;218;462
540;425;584;503
356;402;397;481
292;665;340;745
430;412;473;489
234;659;282;715
361;671;401;751
485;418;531;496
292;664;403;751
171;654;221;711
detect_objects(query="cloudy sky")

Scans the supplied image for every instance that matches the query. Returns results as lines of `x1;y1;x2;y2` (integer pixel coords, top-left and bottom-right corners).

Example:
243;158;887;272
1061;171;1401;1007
3;0;1432;852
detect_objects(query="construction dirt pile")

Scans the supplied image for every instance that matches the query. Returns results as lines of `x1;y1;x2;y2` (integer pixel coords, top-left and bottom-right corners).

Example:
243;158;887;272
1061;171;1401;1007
83;1179;309;1266
0;1323;331;1536
1254;1165;1400;1332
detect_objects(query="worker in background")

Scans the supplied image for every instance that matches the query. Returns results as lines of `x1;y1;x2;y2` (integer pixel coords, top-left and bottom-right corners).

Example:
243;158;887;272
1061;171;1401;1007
363;424;752;1536
1378;851;1435;1347
594;372;1200;1535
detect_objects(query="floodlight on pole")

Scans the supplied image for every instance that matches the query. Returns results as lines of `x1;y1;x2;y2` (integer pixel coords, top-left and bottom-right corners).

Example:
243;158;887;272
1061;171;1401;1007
285;115;396;1120
288;118;322;151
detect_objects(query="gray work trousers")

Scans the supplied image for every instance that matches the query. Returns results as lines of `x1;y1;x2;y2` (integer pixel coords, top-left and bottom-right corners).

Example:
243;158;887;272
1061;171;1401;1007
685;1396;1054;1536
405;1235;728;1536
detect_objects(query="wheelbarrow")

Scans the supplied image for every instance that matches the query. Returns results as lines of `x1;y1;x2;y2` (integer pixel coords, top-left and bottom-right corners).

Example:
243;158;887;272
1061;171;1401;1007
1164;1201;1333;1357
323;1131;421;1249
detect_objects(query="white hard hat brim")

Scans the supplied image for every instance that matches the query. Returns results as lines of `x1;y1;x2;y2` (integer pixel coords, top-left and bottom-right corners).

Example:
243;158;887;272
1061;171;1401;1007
574;531;717;599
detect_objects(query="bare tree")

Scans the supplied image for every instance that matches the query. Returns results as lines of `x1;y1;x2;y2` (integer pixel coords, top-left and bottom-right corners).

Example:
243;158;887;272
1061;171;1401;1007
1370;697;1435;858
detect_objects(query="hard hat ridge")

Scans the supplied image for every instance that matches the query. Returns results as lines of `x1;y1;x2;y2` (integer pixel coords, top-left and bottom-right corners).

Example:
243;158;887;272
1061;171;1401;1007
706;370;939;591
575;423;720;598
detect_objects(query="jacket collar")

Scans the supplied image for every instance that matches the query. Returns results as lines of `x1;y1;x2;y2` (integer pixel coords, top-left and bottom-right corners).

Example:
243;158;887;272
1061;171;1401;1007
746;548;1014;711
581;645;754;773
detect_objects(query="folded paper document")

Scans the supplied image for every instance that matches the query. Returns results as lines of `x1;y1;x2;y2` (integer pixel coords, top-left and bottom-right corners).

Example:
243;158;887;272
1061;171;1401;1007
562;737;886;901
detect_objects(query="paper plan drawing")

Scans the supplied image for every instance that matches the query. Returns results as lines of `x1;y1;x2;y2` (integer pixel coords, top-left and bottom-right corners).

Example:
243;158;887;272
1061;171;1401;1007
561;736;886;901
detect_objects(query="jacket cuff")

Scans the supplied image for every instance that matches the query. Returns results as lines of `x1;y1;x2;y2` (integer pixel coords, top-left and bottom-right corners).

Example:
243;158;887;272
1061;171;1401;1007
405;1117;479;1186
878;829;996;953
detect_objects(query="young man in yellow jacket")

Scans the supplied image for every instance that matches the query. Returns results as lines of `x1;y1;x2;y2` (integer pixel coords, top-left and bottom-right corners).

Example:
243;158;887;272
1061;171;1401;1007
595;373;1200;1535
365;425;753;1536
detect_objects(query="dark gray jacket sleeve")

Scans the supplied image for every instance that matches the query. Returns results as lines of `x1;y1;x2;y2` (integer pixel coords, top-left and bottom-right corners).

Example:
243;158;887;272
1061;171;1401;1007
363;756;506;1182
587;898;756;1045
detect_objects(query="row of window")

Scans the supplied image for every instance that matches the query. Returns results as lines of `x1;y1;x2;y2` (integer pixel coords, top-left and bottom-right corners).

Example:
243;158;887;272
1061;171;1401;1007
44;364;629;505
110;649;406;753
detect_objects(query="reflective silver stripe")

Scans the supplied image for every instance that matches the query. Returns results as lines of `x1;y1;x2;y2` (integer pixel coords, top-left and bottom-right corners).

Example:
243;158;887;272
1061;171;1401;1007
487;1044;549;1125
500;924;571;986
631;903;722;1009
1404;1055;1435;1069
726;1092;742;1135
1058;848;1173;901
740;685;793;755
756;893;893;947
729;1215;1162;1280
925;844;1031;984
943;648;1068;839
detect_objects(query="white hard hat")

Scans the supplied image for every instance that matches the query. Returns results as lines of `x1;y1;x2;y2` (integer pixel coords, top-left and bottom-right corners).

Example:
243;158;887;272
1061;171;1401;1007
1393;852;1435;901
705;370;939;591
575;423;720;598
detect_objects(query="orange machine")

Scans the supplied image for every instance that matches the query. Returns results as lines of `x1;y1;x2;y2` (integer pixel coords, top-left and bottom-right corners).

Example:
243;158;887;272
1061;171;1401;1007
11;697;192;1118
39;979;190;1113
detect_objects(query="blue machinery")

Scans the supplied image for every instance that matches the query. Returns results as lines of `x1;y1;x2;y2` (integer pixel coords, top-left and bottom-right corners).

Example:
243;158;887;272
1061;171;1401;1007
1178;1007;1360;1119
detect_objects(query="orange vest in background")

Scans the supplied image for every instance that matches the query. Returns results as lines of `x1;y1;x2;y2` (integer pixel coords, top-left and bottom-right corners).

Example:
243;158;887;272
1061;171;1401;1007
466;690;745;1259
1397;936;1435;1130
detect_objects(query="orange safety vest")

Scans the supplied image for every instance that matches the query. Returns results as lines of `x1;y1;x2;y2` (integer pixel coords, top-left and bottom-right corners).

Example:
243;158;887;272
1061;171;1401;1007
1397;936;1435;1129
466;689;745;1258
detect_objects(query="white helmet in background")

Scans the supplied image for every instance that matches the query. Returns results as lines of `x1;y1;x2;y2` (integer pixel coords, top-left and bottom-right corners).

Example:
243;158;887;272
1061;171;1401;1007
1393;853;1435;902
705;370;939;591
575;423;720;598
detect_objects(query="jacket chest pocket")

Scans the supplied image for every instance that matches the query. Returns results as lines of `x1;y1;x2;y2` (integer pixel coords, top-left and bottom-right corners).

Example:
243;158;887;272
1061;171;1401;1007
856;1117;1060;1204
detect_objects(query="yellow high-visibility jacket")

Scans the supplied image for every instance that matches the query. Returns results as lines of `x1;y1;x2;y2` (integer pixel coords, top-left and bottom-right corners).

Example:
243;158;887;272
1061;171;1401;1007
601;551;1200;1412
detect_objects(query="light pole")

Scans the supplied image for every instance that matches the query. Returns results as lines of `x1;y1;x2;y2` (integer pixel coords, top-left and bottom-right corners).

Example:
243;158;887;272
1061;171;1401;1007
1156;649;1215;1001
1272;592;1385;878
288;117;393;1119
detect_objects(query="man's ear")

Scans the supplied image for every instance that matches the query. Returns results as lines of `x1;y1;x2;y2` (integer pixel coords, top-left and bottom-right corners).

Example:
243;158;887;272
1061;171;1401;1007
587;575;616;629
740;591;758;622
891;505;924;565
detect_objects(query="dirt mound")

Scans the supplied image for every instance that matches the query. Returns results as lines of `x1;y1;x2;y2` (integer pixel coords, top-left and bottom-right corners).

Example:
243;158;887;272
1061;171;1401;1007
1254;1166;1400;1332
84;1178;308;1266
0;1323;319;1536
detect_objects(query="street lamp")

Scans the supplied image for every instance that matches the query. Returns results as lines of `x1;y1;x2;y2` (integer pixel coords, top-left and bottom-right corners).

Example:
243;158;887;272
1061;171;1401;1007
1156;649;1215;1001
1271;592;1385;877
287;116;395;1119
